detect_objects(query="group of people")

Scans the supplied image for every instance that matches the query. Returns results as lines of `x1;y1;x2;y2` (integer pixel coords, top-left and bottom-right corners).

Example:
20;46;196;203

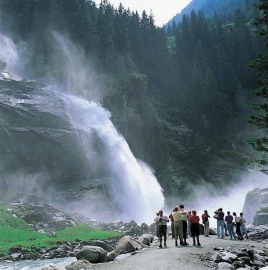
214;208;248;240
154;205;202;248
154;206;248;248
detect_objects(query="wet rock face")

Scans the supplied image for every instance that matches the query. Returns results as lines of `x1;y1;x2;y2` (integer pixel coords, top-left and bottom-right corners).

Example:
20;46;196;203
0;59;7;70
242;188;268;225
254;209;268;226
0;79;94;186
0;77;114;217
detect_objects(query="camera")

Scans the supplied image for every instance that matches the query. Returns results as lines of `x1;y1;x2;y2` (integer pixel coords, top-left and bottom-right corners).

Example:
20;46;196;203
159;218;162;221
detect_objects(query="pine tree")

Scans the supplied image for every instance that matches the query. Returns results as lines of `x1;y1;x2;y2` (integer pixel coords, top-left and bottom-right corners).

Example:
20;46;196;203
248;0;268;174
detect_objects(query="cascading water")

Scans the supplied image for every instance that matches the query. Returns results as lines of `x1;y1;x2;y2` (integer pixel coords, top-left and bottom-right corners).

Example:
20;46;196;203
63;94;165;224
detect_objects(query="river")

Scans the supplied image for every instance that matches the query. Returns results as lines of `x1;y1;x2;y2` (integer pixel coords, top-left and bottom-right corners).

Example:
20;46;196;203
0;257;76;270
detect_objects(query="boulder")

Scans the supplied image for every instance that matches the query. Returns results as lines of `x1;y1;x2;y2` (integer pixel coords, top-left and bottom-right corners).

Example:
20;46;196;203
76;246;107;263
106;251;117;262
212;252;222;263
66;260;93;270
221;252;237;262
242;187;268;225
209;227;217;235
218;262;235;269
252;259;265;267
81;240;114;252
254;206;268;226
232;260;245;269
247;225;268;240
138;234;153;246
113;235;142;257
41;266;62;270
140;223;150;233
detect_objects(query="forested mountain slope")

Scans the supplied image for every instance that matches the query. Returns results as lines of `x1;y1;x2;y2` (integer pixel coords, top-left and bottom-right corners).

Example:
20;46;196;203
0;0;263;205
165;0;257;32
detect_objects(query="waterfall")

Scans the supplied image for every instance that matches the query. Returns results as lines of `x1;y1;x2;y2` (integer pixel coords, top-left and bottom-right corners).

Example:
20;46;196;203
63;94;165;224
0;32;164;224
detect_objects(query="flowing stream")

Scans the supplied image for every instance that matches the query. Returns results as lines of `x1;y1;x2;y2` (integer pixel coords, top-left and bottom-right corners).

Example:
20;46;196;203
0;257;76;270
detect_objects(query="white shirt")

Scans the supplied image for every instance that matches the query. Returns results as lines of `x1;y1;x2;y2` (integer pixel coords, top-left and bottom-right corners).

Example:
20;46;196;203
234;216;241;223
180;208;187;221
155;215;169;225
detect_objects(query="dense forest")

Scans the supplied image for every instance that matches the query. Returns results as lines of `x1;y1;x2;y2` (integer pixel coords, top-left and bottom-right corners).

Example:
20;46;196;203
166;0;258;30
0;0;265;204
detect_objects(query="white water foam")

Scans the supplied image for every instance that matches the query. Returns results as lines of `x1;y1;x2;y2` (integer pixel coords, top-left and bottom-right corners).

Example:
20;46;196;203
63;94;165;224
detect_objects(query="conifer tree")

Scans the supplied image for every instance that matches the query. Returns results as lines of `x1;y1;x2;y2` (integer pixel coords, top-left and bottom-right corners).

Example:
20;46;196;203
248;0;268;174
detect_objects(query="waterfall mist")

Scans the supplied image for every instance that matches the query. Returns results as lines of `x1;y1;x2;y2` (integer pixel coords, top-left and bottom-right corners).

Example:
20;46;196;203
62;95;164;224
0;32;164;224
165;171;266;228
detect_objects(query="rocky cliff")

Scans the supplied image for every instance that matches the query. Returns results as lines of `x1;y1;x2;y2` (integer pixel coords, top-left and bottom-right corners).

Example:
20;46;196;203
0;73;115;219
243;187;268;225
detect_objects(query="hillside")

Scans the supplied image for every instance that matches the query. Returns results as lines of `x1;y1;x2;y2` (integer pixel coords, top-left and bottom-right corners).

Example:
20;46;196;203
0;0;265;208
165;0;257;29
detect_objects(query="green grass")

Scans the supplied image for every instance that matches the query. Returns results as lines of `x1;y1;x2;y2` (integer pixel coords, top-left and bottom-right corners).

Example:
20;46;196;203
0;206;31;230
0;206;123;259
55;224;122;241
0;224;123;258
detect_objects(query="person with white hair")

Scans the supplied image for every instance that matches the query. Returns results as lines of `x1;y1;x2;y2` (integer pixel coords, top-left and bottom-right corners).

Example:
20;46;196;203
155;209;169;248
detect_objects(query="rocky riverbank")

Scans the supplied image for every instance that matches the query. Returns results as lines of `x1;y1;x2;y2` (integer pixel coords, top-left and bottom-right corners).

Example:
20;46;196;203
4;195;268;269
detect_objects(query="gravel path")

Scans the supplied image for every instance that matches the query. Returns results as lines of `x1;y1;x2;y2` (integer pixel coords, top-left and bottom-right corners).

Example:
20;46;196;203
92;235;268;270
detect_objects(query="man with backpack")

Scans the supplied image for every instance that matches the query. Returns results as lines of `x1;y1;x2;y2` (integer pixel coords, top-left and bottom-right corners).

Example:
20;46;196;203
214;208;225;238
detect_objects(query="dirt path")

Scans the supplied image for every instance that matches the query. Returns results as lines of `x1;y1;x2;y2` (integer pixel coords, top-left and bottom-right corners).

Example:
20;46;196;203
92;235;267;270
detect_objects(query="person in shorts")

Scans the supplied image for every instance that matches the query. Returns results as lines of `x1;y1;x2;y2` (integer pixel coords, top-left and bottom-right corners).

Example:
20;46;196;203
189;210;201;246
155;210;169;248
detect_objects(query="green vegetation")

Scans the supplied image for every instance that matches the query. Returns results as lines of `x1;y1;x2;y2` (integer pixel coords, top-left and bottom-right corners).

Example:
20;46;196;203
246;190;257;198
247;0;268;174
258;205;268;213
0;0;265;197
0;207;123;259
55;224;122;241
0;206;30;230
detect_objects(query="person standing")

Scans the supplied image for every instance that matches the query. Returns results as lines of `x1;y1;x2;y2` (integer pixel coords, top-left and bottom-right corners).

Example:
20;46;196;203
214;208;225;238
189;210;201;246
169;208;175;238
225;211;236;240
180;204;189;245
187;210;192;237
201;210;210;237
233;212;243;240
240;213;248;239
172;206;184;246
155;210;169;248
154;211;160;240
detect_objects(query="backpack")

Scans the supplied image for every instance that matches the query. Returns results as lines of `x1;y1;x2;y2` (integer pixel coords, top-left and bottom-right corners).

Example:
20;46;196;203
214;212;223;220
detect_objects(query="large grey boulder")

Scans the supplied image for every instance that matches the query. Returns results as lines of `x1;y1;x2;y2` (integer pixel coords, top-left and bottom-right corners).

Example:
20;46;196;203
138;234;153;246
81;240;114;252
107;235;143;261
66;260;93;270
76;246;107;263
242;187;268;225
115;235;142;254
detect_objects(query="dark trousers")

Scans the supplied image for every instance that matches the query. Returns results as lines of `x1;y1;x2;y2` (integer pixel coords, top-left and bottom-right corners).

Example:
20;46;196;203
236;223;243;240
182;220;187;239
159;225;167;244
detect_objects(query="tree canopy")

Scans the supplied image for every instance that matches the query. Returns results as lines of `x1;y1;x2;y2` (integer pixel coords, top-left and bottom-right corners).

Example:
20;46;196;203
0;0;265;201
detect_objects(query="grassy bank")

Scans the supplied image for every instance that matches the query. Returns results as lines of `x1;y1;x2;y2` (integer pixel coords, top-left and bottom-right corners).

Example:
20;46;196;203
0;206;123;259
